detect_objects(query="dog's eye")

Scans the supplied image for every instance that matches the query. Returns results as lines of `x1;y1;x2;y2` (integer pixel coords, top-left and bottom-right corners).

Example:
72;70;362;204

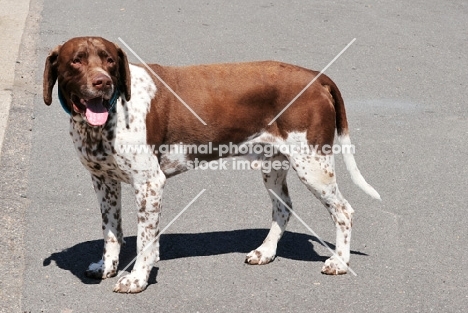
107;57;115;64
72;58;81;65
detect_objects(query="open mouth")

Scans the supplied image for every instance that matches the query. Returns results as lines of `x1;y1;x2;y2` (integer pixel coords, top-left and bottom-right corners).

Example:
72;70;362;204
71;94;109;126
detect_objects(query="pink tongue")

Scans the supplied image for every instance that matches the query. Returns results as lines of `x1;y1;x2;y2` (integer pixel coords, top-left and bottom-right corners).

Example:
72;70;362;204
85;98;108;126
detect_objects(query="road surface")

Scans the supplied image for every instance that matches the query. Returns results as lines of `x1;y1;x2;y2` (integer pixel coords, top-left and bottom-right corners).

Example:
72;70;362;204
1;0;467;312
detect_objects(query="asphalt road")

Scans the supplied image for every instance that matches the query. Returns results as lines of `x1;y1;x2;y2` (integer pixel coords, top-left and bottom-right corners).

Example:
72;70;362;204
1;0;467;312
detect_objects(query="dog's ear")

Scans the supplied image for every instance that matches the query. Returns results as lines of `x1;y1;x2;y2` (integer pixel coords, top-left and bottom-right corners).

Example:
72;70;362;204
43;45;61;106
117;46;131;101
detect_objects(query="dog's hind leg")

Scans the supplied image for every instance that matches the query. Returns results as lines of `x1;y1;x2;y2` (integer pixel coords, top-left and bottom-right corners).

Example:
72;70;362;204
289;152;354;274
245;154;291;265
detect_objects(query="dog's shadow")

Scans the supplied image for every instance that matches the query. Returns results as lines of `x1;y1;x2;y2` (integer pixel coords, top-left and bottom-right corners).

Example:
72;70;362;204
43;229;367;286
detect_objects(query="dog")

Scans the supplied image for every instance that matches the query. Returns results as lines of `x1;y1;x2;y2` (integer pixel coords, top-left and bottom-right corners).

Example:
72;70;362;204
43;36;380;293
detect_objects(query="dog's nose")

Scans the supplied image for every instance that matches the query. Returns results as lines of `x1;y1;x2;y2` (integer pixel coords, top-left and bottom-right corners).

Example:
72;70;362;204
92;74;112;90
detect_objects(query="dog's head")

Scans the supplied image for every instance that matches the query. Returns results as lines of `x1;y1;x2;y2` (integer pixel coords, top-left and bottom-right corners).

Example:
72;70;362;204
43;37;131;126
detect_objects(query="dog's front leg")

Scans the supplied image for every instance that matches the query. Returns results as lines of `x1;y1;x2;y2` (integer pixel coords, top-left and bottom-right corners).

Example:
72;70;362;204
113;171;165;293
86;175;123;279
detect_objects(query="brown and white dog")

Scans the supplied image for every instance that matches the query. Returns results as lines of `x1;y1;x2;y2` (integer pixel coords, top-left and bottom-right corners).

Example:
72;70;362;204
43;36;380;293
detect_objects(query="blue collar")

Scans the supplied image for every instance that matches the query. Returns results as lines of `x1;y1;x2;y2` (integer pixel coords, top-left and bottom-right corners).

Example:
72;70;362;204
58;88;120;115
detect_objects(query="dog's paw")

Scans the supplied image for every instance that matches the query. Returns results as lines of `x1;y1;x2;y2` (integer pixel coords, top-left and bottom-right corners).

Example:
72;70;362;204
245;248;275;265
85;259;118;279
113;273;148;293
321;256;348;275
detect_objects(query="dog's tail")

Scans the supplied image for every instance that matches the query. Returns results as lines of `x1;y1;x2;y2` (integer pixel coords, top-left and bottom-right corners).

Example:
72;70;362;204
337;133;381;200
328;80;381;200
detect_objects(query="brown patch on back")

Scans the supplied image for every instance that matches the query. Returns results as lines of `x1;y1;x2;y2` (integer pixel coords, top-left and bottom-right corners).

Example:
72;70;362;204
144;61;348;153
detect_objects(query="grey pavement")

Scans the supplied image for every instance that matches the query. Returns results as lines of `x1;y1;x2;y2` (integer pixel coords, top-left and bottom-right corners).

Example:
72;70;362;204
1;0;467;312
0;0;30;157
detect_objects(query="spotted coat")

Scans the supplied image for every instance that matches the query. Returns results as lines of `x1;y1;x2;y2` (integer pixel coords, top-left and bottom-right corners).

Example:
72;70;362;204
43;37;380;293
